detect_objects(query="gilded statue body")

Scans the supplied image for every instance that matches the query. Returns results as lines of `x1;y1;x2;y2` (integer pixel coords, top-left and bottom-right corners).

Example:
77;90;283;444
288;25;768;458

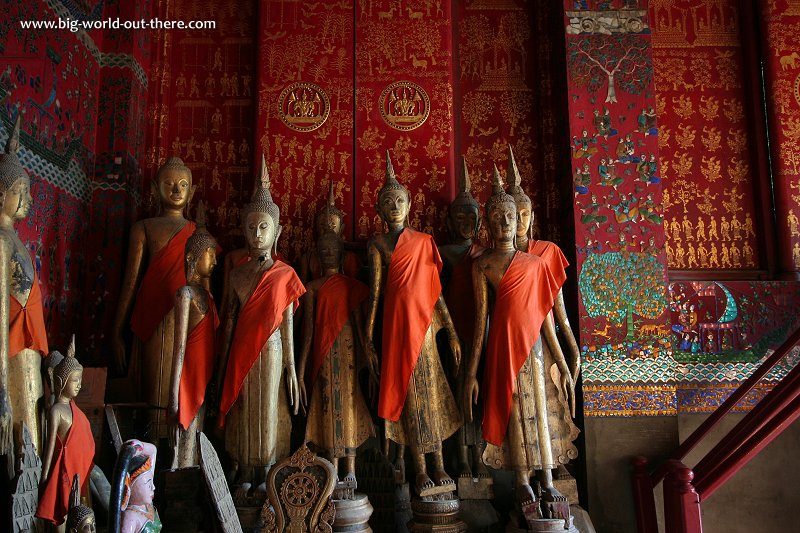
0;117;47;457
465;169;577;524
438;158;487;478
36;337;95;528
217;157;303;495
298;232;375;487
167;203;219;468
111;157;196;438
365;153;462;497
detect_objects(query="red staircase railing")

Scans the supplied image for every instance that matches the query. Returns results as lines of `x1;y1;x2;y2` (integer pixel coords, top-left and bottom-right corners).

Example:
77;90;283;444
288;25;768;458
632;326;800;533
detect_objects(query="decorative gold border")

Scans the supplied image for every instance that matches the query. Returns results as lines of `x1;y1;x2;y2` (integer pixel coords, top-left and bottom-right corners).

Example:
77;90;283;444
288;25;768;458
379;80;430;131
583;384;678;417
278;82;330;132
794;73;800;107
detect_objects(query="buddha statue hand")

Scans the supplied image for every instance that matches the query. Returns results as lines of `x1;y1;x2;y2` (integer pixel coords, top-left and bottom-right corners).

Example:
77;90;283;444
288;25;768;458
463;375;479;424
364;340;380;399
0;392;11;455
112;335;128;375
297;378;308;416
449;336;461;371
560;369;576;418
286;371;300;416
167;402;180;449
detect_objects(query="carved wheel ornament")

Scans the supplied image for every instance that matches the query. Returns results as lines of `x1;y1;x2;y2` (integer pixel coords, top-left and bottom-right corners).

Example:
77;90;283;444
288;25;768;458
278;82;330;132
380;80;430;131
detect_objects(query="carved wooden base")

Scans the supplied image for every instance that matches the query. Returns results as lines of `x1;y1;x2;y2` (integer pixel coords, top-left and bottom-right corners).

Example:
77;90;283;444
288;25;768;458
407;495;467;533
457;474;494;500
333;493;374;533
506;512;578;533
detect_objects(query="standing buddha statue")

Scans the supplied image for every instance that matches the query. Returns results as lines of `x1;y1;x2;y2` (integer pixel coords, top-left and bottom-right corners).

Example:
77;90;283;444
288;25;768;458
465;167;577;526
0;116;48;457
167;201;219;468
216;155;303;496
365;152;462;497
111;156;196;439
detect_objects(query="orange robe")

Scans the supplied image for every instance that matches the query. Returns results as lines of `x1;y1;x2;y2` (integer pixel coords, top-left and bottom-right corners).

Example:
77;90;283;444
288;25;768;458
130;223;195;341
9;269;48;356
310;274;368;386
443;243;485;348
35;401;95;525
218;261;305;424
378;229;443;422
527;240;568;288
482;252;561;446
178;293;219;429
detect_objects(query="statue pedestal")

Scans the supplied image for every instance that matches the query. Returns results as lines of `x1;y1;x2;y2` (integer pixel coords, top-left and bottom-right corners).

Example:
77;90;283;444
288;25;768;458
457;474;494;500
506;512;579;533
333;493;374;533
408;494;466;533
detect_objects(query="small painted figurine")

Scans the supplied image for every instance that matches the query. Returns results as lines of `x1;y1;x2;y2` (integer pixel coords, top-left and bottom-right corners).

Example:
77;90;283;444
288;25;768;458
36;336;95;527
109;439;161;533
298;232;375;488
167;202;219;468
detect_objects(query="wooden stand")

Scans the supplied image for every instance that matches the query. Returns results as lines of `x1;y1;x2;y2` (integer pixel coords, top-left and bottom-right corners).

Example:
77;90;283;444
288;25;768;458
333;492;373;533
407;494;466;533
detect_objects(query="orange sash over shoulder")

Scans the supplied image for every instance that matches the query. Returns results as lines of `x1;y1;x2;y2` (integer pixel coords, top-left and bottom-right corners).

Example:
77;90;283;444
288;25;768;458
218;261;305;424
310;274;368;386
130;222;195;341
378;229;442;421
9;269;48;356
179;293;219;429
36;401;95;525
482;252;561;446
444;243;485;346
527;239;568;291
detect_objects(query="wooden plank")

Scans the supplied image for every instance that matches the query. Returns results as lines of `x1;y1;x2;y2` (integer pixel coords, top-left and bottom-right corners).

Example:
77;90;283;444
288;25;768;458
198;432;243;533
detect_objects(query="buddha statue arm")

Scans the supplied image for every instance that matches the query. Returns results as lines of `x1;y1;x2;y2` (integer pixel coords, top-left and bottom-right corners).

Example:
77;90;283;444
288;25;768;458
111;221;147;374
297;289;315;414
553;289;581;382
215;290;238;402
435;294;461;369
0;233;12;454
464;260;488;423
542;314;576;417
364;242;382;349
281;302;299;415
168;287;192;447
40;406;62;482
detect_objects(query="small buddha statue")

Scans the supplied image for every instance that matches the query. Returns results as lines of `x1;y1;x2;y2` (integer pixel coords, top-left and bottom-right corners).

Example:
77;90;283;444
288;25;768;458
64;473;96;533
297;232;375;488
111;156;196;439
465;167;577;526
298;181;360;283
36;336;95;527
216;155;304;496
167;201;219;468
109;439;161;533
365;152;462;497
0;116;48;456
437;157;487;478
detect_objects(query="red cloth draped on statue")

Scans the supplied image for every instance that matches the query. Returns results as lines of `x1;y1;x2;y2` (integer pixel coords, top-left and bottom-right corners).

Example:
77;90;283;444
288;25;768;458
527;239;568;289
35;401;95;525
179;293;219;429
378;229;442;422
444;243;485;346
482;252;562;446
218;261;305;425
310;274;368;386
130;223;196;341
9;269;48;356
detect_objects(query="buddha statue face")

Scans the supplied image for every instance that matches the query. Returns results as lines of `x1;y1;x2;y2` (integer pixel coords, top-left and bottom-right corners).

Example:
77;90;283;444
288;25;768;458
315;211;343;238
156;168;191;210
448;203;480;242
62;369;82;400
194;246;217;278
1;177;32;223
69;514;96;533
377;188;410;226
317;235;343;271
488;201;517;245
515;200;532;239
245;211;277;255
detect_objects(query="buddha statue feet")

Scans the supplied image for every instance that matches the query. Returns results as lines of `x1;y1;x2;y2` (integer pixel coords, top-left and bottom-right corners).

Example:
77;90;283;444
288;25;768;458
418;470;456;497
542;485;570;523
233;482;252;500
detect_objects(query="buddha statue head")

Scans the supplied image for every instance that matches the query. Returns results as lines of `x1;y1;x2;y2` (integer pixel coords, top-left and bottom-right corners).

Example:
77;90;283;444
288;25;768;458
506;146;533;240
184;201;218;283
316;231;344;272
52;335;83;401
66;474;96;533
153;156;193;214
242;154;281;258
315;181;345;238
446;157;480;243
485;164;517;247
0;116;32;226
376;151;410;228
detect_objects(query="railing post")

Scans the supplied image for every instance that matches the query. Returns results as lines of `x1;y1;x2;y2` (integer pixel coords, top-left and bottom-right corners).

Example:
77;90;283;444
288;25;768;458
664;461;703;533
631;456;658;533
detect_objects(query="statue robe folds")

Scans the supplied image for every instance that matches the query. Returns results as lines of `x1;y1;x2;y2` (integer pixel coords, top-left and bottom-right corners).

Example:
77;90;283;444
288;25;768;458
482;252;578;470
306;274;373;457
379;229;461;453
35;401;95;525
179;294;219;430
219;261;304;467
527;240;568;289
9;269;48;356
